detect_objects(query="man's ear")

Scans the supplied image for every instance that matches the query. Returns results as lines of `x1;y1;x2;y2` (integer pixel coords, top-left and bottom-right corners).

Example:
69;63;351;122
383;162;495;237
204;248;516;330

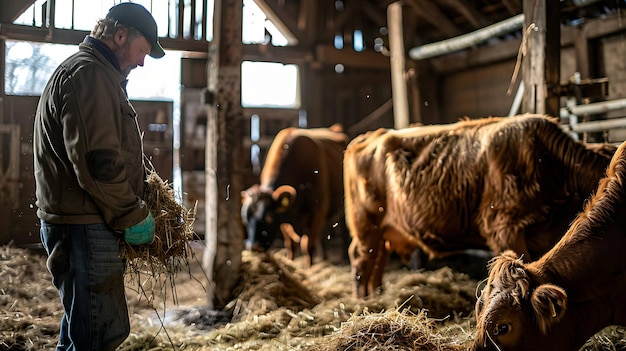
114;28;128;46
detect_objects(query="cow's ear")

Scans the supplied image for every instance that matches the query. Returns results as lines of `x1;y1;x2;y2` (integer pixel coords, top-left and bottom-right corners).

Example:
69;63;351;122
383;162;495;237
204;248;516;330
531;284;567;335
273;185;297;212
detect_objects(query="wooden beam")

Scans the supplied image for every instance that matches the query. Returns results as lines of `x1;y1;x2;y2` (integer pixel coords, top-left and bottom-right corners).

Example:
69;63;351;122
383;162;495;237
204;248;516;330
361;1;387;28
203;0;245;309
522;0;560;116
243;44;312;64
0;0;35;23
388;2;409;129
545;0;561;117
405;0;462;38
440;0;490;28
298;0;318;46
252;0;299;45
332;0;356;31
315;44;390;69
501;0;522;16
0;23;211;53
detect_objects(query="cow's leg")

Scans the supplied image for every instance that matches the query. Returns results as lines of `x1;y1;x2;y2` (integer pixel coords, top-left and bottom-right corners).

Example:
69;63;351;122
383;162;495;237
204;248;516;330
370;238;389;295
280;223;299;260
306;206;328;265
349;236;381;298
300;234;312;268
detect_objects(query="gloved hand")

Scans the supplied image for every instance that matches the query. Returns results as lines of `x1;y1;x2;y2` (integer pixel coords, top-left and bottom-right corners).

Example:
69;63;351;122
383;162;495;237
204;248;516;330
124;212;155;245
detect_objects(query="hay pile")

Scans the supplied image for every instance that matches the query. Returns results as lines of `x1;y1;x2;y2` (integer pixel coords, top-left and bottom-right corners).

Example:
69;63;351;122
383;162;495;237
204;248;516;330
0;245;60;350
308;308;465;351
4;243;626;351
151;250;480;350
119;170;198;304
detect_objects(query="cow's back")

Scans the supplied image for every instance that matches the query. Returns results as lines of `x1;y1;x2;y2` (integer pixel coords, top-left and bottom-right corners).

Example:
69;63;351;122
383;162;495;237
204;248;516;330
261;127;348;224
345;114;614;258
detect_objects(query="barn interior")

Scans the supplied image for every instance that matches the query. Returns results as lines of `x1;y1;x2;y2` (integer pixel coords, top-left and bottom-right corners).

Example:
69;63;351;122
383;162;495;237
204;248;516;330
3;1;626;346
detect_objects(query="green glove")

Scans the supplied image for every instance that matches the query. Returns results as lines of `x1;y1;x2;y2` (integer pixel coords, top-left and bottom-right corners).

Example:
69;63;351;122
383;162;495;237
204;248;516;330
124;212;155;245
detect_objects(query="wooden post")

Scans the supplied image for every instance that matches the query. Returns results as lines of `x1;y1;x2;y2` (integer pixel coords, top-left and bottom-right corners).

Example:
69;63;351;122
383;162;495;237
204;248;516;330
522;0;560;116
387;2;409;129
203;0;244;309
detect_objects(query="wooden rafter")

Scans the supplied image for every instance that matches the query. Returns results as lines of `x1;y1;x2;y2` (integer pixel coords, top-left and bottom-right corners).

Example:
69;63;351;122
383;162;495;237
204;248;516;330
440;0;490;28
361;1;387;29
0;0;35;23
501;0;522;16
252;0;300;45
405;0;462;38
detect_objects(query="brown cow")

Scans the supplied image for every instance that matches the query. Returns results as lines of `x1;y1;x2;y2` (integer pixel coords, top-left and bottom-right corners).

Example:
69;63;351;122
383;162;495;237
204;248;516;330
343;114;615;298
473;139;626;351
241;125;348;267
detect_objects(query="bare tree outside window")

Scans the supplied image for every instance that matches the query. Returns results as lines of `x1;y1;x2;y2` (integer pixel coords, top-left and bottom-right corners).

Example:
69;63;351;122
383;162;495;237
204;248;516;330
5;41;77;96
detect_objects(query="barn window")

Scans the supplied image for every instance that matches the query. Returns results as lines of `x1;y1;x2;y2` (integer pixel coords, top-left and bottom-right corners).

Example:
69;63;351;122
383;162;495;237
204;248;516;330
4;41;76;96
4;40;181;100
241;61;300;108
353;30;364;51
334;35;344;49
14;0;213;41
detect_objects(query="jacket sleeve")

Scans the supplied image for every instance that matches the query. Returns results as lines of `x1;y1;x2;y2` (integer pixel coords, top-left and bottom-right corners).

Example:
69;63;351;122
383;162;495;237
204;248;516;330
60;64;148;230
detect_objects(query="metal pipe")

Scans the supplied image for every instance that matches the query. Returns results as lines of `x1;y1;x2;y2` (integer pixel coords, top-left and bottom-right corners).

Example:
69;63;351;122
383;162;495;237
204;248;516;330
408;14;525;60
559;98;626;119
408;0;605;61
567;118;626;133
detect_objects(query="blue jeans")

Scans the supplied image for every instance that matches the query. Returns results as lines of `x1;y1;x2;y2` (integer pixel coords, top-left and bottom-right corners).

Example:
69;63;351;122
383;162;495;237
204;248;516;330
40;221;130;351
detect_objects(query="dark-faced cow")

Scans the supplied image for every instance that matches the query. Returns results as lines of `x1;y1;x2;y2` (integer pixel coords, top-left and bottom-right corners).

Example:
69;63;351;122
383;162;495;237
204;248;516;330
241;125;348;267
473;139;626;351
343;114;615;298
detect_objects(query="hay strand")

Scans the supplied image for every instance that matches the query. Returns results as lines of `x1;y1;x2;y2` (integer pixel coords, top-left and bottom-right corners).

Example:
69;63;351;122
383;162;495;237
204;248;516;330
120;170;198;304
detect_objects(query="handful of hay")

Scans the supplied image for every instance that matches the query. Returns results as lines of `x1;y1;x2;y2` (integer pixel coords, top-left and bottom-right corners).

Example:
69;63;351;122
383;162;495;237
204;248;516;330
120;169;198;303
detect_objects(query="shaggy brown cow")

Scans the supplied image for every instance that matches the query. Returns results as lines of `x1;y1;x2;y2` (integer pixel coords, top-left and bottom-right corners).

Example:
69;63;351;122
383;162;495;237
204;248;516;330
241;125;348;267
473;139;626;351
343;114;615;298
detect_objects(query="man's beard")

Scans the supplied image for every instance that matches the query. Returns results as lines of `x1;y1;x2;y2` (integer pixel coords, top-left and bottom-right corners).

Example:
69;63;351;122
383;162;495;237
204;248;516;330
114;41;135;77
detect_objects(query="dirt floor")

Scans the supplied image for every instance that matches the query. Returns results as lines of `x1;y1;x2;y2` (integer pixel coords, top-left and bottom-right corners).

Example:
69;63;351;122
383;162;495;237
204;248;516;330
2;240;626;351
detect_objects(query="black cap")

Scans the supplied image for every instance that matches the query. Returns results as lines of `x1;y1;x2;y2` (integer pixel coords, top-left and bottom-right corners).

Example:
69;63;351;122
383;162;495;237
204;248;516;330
106;2;165;58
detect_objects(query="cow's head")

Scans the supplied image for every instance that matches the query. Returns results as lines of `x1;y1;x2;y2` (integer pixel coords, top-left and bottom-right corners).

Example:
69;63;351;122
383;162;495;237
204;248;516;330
473;250;567;351
240;184;297;251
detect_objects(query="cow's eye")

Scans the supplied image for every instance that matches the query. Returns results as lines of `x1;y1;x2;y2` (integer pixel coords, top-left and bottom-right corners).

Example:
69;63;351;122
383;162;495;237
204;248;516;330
493;323;509;336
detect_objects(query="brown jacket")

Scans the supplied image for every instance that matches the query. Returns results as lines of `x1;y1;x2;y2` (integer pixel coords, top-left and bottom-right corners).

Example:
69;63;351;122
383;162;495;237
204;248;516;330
33;41;149;231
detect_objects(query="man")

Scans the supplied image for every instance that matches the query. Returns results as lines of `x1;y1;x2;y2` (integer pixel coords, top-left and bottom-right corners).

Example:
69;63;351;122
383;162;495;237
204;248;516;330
33;3;165;350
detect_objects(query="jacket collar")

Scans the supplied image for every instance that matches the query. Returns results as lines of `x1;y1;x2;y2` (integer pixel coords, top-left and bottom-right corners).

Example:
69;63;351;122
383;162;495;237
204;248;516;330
83;36;121;72
80;36;128;95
